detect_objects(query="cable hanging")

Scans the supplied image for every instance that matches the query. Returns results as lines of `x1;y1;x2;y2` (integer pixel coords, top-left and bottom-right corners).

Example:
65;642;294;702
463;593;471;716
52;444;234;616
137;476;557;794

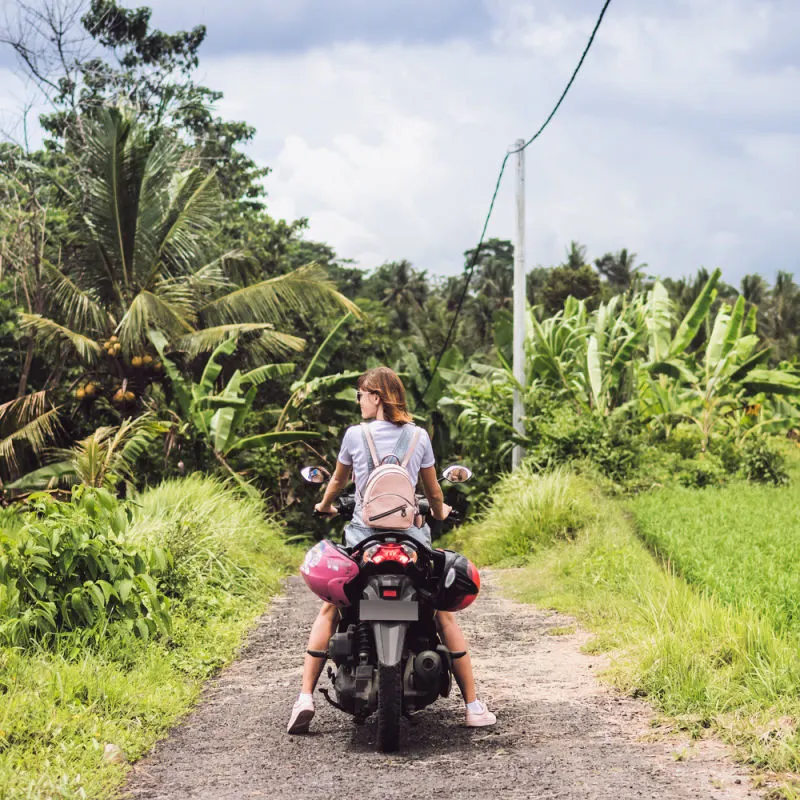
422;0;613;400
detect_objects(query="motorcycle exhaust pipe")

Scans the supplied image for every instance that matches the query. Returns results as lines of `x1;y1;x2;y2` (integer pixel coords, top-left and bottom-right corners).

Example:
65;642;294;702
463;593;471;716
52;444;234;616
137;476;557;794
413;650;442;687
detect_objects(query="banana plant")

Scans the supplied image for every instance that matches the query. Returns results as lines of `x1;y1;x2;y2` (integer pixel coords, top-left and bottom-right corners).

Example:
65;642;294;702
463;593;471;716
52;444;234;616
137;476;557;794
149;331;320;481
643;268;721;377
586;294;647;414
651;296;800;449
276;313;362;432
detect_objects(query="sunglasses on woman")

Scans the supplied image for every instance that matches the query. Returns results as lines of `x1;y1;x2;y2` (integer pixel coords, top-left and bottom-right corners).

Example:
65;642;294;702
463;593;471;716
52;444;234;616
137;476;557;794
356;389;380;402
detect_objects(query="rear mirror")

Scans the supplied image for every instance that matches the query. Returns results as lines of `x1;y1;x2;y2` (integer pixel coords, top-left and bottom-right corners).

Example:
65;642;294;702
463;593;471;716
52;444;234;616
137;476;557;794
300;466;331;484
442;465;472;483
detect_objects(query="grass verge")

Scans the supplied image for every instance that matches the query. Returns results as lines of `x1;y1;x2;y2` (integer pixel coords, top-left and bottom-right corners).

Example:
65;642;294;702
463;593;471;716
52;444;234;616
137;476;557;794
0;475;298;799
447;467;800;781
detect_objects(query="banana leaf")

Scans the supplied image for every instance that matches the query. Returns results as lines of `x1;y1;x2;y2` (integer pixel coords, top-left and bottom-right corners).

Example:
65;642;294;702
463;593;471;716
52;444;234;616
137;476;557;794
669;267;720;357
740;369;800;395
224;430;321;455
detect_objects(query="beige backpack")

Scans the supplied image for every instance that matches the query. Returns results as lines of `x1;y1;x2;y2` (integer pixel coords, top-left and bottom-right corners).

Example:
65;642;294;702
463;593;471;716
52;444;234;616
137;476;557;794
359;423;423;529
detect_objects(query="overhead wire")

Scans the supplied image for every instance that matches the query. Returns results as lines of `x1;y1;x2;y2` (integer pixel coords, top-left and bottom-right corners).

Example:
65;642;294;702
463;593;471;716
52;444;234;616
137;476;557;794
421;0;613;400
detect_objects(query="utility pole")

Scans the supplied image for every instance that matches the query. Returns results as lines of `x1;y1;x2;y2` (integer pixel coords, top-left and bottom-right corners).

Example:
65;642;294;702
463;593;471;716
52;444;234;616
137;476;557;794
512;138;526;468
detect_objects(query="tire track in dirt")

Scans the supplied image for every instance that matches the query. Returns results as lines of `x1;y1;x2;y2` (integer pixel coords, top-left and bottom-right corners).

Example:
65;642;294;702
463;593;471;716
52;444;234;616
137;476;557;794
123;571;758;800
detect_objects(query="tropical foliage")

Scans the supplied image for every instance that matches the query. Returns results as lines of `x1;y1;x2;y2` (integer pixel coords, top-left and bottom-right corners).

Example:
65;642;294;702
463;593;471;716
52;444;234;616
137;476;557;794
442;269;800;483
3;3;800;797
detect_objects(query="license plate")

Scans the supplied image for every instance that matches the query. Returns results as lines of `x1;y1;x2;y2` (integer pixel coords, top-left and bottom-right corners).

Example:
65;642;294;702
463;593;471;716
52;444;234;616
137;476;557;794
360;599;418;622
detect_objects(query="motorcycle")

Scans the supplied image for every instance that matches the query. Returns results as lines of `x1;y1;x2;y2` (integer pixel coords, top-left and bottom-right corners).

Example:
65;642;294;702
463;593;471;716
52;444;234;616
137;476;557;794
299;464;480;752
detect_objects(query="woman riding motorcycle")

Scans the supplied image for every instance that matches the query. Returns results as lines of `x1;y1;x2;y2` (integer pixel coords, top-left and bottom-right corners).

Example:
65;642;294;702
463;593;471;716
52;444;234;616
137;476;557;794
287;366;496;734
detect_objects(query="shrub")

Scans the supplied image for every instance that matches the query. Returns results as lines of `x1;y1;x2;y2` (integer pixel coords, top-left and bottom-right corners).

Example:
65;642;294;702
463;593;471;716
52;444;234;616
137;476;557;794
741;437;789;485
0;476;298;799
0;487;171;646
527;405;642;482
710;437;742;475
444;466;596;565
660;425;704;460
676;454;726;488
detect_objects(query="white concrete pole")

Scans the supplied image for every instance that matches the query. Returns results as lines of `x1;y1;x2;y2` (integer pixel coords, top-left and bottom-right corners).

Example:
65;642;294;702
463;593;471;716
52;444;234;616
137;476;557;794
512;138;526;468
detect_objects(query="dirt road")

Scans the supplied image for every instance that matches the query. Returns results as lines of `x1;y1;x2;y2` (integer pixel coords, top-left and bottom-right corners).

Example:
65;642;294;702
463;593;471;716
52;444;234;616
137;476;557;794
124;571;757;800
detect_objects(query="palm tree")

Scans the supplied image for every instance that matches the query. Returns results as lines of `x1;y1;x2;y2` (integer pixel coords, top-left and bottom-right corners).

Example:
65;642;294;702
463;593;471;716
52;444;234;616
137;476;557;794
594;248;644;294
20;107;358;378
377;260;429;332
740;274;768;306
564;241;588;270
8;415;167;491
762;271;800;362
0;391;61;484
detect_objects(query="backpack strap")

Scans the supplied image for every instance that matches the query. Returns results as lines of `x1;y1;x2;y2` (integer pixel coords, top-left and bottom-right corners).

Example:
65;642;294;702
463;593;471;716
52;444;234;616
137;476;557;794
361;422;422;472
360;422;380;474
399;426;423;468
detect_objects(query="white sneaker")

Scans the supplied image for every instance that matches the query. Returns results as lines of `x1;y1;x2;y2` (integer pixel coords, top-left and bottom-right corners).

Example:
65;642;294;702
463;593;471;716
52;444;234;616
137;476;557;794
287;695;315;734
465;701;497;727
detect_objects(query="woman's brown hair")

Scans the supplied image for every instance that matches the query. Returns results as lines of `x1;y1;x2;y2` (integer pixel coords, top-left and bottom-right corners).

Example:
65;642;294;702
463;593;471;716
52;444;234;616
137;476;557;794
358;367;413;425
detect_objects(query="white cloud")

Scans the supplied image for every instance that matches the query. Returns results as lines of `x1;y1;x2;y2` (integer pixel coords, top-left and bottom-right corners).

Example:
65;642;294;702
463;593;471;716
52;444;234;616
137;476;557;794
1;0;799;285
201;1;800;283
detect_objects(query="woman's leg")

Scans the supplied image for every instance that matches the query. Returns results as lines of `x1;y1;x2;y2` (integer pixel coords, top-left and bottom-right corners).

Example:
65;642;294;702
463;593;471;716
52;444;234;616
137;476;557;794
301;602;339;693
436;610;477;703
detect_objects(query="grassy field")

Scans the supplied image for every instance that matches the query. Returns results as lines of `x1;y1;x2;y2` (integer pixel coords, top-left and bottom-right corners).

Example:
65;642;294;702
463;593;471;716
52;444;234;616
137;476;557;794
447;464;800;787
630;483;800;635
0;476;297;800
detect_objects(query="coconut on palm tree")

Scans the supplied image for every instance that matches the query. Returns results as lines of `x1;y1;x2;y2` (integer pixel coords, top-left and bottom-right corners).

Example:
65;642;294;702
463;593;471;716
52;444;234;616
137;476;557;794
20;107;358;407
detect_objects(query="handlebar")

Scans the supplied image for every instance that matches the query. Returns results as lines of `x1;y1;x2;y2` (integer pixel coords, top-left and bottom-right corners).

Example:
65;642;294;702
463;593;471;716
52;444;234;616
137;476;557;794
314;494;459;524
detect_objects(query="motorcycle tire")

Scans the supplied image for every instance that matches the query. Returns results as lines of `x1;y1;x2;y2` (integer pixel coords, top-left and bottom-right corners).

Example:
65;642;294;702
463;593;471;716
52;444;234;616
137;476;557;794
376;664;402;752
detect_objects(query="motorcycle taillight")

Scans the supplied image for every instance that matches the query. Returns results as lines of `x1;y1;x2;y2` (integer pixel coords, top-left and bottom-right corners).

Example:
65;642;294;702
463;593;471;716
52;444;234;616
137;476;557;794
362;543;418;566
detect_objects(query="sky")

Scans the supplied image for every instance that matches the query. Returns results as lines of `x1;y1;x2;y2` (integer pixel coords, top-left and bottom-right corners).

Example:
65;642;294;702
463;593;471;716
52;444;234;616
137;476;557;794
0;0;799;285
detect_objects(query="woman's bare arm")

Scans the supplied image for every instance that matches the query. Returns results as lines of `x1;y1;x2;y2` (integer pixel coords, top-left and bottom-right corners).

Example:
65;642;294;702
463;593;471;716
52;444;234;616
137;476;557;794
420;465;451;520
316;460;352;513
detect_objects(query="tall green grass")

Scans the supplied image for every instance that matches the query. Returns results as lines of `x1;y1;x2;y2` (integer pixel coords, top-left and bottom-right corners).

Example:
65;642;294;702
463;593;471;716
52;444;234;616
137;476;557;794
445;465;597;564
454;467;800;776
0;475;297;799
630;484;800;634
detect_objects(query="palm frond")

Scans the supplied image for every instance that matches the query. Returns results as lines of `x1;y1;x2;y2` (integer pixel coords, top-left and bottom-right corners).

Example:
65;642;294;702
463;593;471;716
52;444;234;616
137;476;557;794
42;260;108;333
19;313;102;363
117;290;196;351
152;276;198;319
115;417;170;482
177;325;305;359
183;254;238;294
198;263;361;328
0;390;47;425
155;168;223;279
81;108;151;293
71;427;112;487
0;398;61;477
133;131;185;283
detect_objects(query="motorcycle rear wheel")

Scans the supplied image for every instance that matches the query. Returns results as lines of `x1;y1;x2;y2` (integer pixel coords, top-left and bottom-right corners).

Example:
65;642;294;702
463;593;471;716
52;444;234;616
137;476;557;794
376;664;402;752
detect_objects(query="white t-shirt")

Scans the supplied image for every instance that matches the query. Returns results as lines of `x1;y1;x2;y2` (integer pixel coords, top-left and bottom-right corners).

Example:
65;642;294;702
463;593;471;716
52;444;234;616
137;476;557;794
337;420;435;499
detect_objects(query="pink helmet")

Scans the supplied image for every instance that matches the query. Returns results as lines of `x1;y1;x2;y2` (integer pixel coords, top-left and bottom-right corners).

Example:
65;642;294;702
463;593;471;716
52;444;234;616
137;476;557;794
300;540;360;607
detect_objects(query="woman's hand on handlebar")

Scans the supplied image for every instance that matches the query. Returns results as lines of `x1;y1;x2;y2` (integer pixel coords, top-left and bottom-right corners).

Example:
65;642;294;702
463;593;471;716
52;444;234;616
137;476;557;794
314;501;338;517
431;502;452;521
